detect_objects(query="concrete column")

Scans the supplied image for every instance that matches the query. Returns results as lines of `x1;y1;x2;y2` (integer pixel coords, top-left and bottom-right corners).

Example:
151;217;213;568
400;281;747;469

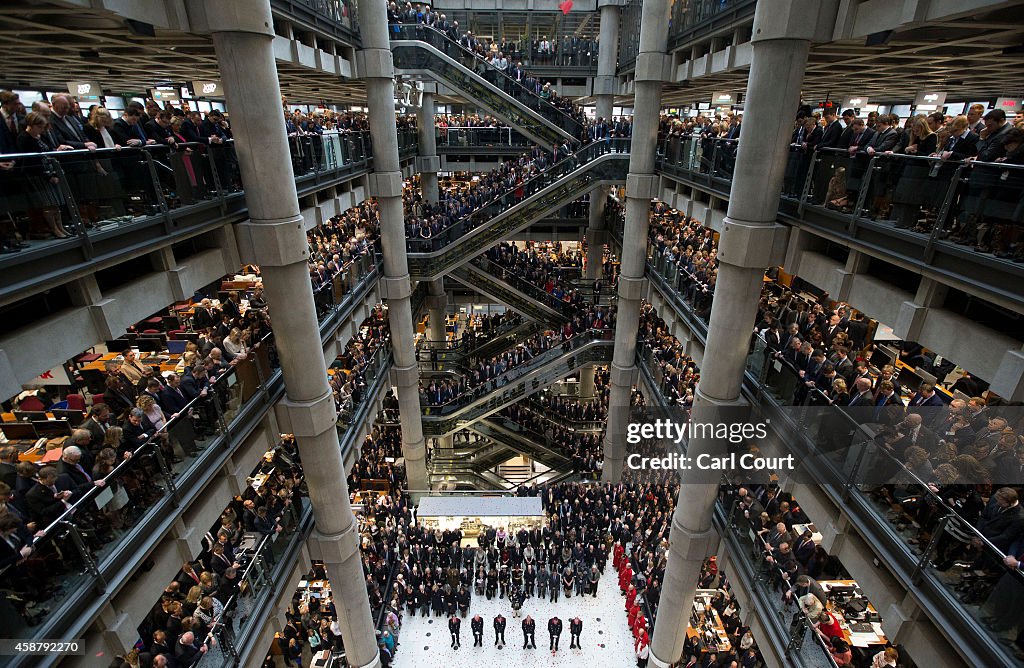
586;186;609;280
649;2;829;665
427;278;447;344
416;90;440;203
191;2;380;667
358;0;429;495
579;365;596;398
602;0;669;483
595;2;620;122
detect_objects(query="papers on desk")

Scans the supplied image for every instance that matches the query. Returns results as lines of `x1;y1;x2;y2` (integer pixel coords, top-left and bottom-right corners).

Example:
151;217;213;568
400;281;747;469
847;622;885;648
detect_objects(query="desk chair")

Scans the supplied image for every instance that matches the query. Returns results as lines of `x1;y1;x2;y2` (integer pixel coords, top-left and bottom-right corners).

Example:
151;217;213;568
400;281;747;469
18;396;46;412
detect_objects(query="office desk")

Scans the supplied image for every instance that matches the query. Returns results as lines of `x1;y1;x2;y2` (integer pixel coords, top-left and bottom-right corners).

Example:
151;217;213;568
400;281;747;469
819;579;888;648
792;522;823;545
688;589;733;653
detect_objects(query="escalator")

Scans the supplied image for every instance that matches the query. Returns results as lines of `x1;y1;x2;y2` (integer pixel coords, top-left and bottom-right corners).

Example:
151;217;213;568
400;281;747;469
451;258;575;324
417;320;547;375
390;24;584;146
406;139;629;281
514;397;607;432
420;330;614;435
469;417;571;470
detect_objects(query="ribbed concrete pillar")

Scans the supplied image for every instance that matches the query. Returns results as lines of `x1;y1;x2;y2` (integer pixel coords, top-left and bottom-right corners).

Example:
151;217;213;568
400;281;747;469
579;365;596;398
595;1;620;122
416;91;446;348
586;185;609;280
649;2;823;665
416;90;440;203
602;0;669;483
195;2;379;667
359;0;429;495
427;278;446;344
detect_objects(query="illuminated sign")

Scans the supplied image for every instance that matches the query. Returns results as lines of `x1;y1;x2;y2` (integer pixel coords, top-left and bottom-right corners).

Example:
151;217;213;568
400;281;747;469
913;91;947;107
66;80;103;100
191;80;224;97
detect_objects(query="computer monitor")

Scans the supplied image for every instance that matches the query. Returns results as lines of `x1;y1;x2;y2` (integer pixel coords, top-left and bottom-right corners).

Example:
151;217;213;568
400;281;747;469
0;422;38;440
13;411;47;422
136;338;164;353
167;340;188;355
33;420;72;439
51;409;86;424
106;339;131;353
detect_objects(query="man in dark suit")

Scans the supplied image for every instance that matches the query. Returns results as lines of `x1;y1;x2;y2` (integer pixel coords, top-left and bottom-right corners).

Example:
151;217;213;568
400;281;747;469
78;404;111;451
55;445;103;502
884;413;938;459
0;90;25;154
159;373;192;416
0;446;19;489
822;314;845;348
844;312;868;351
145;110;177;146
819;108;845;149
111;108;152;147
907;382;944;428
25;466;72;526
49;94;95;150
846;377;875;408
191;299;220;330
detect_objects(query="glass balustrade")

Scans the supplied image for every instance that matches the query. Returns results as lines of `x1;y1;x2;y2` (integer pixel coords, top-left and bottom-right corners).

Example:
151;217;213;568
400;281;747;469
437;126;531;148
655;136;1024;265
1;130;404;266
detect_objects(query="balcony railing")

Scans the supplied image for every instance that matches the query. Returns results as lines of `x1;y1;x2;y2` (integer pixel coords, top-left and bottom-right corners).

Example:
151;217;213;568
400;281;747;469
1;130;417;304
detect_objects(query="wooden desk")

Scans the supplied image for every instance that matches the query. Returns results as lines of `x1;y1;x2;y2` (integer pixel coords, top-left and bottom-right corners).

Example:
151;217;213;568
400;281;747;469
819;580;888;648
81;352;182;373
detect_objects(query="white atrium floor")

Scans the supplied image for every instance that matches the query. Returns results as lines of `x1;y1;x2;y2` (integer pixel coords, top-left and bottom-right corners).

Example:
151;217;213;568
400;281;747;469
392;566;637;667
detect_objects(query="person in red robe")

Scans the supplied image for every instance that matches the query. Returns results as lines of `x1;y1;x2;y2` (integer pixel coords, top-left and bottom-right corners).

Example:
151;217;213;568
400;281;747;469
627;602;641;628
613;543;625;570
619;563;633;592
625;583;637;610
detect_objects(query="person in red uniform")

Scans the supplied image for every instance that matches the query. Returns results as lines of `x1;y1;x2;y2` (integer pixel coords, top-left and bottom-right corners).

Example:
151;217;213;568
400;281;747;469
625;583;637;610
613;542;625;570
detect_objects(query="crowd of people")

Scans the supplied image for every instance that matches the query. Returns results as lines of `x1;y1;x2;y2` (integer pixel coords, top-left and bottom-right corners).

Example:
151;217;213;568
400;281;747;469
646;201;718;319
329;304;392;414
307;198;380;296
637;300;701;407
127;438;305;668
403;142;577;241
658;104;1024;261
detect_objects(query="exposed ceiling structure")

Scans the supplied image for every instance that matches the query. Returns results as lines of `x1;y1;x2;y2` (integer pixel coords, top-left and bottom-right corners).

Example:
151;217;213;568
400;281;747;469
660;4;1024;107
0;2;366;103
2;2;1023;113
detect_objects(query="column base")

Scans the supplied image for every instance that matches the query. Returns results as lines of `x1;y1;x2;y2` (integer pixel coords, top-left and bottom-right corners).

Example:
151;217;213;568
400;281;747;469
348;652;382;668
648;651;673;668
